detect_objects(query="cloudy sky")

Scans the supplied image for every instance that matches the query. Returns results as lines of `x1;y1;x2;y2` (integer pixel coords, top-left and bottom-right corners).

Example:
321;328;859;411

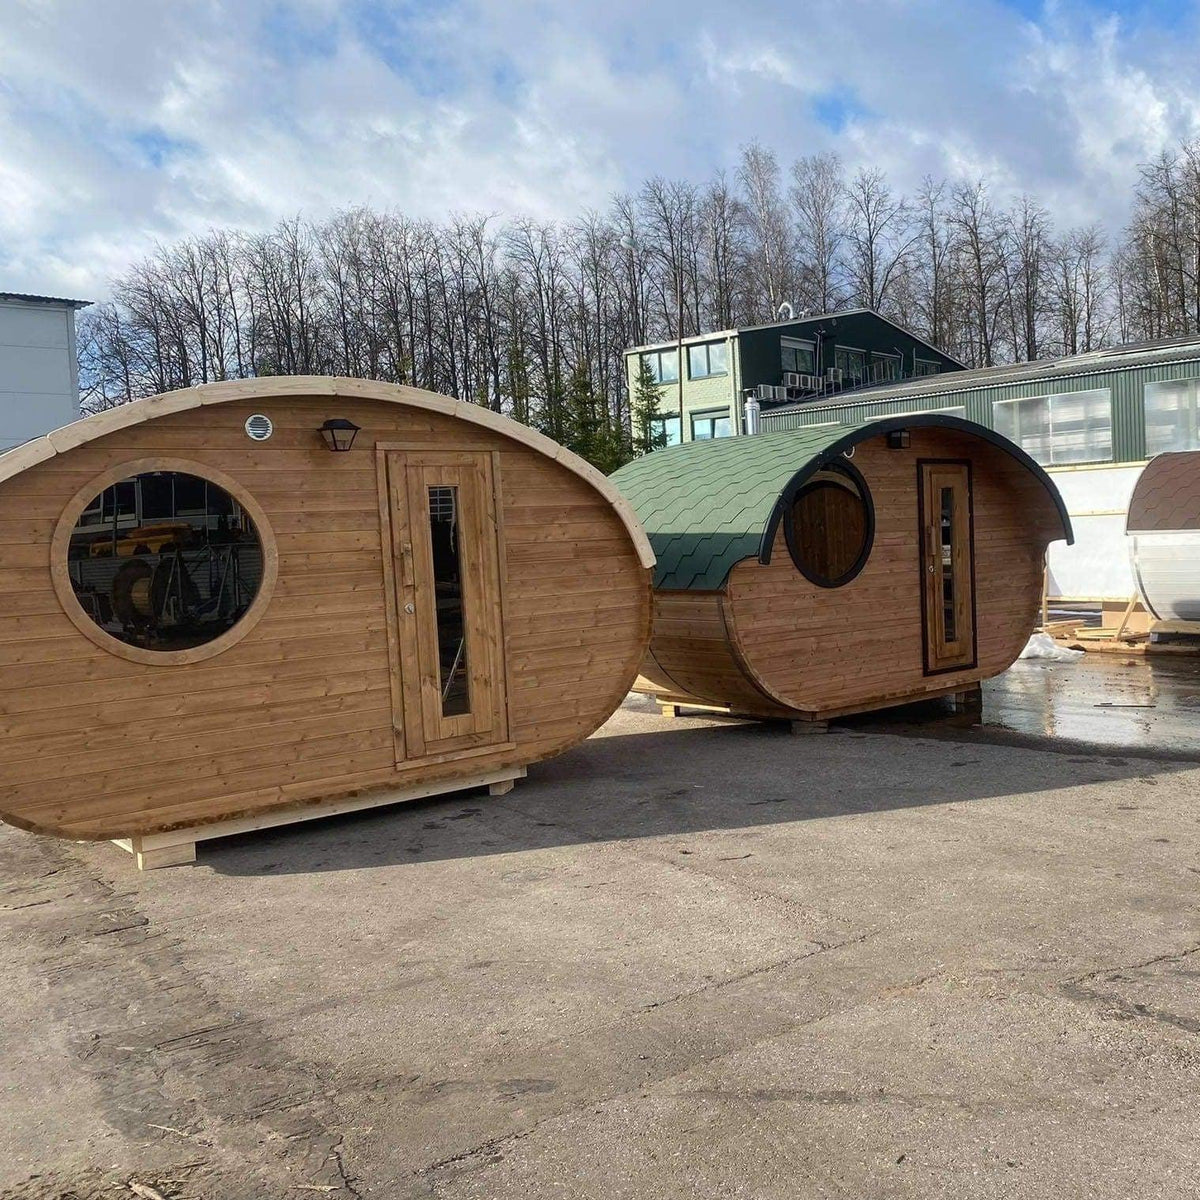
1;0;1198;300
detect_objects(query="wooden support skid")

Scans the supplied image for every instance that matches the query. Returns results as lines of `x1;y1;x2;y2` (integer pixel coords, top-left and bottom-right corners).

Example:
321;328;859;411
110;765;527;870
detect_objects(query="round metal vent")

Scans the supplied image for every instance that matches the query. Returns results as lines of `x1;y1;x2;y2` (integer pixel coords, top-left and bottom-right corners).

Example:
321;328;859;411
245;413;273;442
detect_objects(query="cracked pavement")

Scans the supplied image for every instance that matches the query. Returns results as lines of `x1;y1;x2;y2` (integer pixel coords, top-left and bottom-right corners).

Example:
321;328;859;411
2;695;1199;1198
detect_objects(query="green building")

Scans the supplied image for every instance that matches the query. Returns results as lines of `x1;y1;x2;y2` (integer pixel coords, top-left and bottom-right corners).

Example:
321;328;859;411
623;309;964;446
758;333;1200;465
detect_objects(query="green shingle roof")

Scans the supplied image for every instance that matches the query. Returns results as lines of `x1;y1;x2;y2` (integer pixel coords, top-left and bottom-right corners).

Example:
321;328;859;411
609;414;1073;591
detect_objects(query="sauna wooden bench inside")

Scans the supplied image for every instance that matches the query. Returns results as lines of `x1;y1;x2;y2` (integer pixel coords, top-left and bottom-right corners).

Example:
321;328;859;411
608;414;1072;727
0;377;655;868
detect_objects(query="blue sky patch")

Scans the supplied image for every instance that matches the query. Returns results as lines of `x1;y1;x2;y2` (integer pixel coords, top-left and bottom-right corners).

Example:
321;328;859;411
811;89;871;134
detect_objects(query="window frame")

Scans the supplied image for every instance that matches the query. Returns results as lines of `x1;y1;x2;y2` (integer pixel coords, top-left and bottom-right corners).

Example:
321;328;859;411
1144;378;1200;456
834;346;868;386
781;338;817;376
871;352;901;383
648;413;682;447
51;458;279;667
992;388;1113;466
782;458;876;589
641;349;679;384
687;341;729;380
690;408;732;441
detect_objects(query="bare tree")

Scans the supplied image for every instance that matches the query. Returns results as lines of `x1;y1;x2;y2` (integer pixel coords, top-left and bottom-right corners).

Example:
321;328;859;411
790;152;846;315
737;142;795;320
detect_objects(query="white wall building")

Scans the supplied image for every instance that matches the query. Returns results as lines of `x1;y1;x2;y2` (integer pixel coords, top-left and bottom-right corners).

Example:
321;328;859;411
0;292;90;453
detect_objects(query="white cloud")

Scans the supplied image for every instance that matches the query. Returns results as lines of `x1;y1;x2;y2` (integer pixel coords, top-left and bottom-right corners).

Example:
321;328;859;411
3;0;1200;299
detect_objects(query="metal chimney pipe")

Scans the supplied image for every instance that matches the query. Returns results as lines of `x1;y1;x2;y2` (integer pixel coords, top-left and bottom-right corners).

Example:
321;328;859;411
744;393;761;435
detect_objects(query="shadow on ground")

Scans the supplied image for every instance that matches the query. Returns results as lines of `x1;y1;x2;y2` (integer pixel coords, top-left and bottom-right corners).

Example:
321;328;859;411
208;690;1197;877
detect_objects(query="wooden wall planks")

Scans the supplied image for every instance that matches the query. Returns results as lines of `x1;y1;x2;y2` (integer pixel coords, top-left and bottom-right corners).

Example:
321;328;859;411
0;390;651;840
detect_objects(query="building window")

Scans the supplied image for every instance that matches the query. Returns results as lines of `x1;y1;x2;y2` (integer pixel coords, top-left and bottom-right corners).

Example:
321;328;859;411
834;347;867;386
63;470;265;654
784;461;874;588
781;338;816;375
914;359;941;377
870;353;901;383
993;389;1112;465
641;349;679;384
691;410;732;440
1144;379;1200;455
649;414;682;447
687;341;728;379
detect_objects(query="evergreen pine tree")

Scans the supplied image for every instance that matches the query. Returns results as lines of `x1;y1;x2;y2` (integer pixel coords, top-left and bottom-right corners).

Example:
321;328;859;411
631;358;668;456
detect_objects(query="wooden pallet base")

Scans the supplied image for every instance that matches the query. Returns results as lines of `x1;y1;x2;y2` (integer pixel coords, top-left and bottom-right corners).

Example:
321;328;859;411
110;765;527;870
655;684;982;728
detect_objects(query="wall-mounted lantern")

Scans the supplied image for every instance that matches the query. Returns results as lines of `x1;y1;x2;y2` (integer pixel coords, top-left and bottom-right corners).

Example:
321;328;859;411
319;418;361;452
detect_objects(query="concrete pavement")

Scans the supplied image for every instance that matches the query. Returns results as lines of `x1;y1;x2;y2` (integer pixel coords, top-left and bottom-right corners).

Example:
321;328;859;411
2;695;1199;1198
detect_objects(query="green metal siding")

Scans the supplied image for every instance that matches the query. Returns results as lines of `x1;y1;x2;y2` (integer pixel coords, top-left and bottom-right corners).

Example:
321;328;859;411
761;357;1200;465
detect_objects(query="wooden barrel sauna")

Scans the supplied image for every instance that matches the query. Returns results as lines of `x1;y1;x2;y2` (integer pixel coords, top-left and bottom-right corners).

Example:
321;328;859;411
0;377;654;866
1127;449;1200;622
610;414;1071;724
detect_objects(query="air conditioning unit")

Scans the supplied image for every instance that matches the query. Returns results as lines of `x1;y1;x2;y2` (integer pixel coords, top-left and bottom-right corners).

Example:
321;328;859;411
826;367;844;386
783;372;801;388
795;373;821;392
756;383;774;401
772;385;789;401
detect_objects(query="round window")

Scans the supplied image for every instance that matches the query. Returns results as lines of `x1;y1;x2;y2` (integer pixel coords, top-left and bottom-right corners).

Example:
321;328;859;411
65;471;265;652
784;461;874;587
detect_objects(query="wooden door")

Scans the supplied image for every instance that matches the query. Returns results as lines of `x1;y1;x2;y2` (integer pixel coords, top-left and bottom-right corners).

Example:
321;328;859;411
383;450;509;762
918;461;976;674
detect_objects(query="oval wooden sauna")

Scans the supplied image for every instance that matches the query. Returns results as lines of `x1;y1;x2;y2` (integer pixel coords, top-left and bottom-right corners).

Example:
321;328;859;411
0;378;653;865
609;415;1071;724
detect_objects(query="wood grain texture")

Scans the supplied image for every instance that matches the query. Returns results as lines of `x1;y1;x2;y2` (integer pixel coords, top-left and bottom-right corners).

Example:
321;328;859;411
0;388;652;840
633;428;1063;720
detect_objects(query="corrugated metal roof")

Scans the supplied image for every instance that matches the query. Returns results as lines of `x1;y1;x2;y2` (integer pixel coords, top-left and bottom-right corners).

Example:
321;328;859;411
766;333;1200;416
609;414;1072;591
0;292;91;309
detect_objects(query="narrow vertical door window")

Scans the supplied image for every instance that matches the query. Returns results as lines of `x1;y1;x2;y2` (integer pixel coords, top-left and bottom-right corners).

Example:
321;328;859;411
427;486;471;716
939;485;957;643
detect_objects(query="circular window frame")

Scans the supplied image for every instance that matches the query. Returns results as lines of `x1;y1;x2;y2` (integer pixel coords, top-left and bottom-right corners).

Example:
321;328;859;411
782;458;875;589
51;457;279;666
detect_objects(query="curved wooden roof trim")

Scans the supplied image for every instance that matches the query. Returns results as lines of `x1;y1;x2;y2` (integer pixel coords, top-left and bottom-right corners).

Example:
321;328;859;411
758;414;1075;563
0;376;656;569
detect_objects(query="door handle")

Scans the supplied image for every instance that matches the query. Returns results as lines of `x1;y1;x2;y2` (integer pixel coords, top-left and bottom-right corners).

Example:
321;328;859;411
400;541;414;587
924;525;937;570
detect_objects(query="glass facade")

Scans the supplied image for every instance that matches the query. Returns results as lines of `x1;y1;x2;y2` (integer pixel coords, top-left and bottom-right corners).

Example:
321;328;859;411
992;389;1112;465
1144;379;1200;455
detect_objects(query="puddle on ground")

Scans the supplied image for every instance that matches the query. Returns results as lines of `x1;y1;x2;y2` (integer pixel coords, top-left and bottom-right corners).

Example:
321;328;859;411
845;654;1200;758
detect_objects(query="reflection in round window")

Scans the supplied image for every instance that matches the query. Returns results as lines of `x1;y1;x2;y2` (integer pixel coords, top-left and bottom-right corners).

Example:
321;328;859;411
66;471;264;651
785;461;874;587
